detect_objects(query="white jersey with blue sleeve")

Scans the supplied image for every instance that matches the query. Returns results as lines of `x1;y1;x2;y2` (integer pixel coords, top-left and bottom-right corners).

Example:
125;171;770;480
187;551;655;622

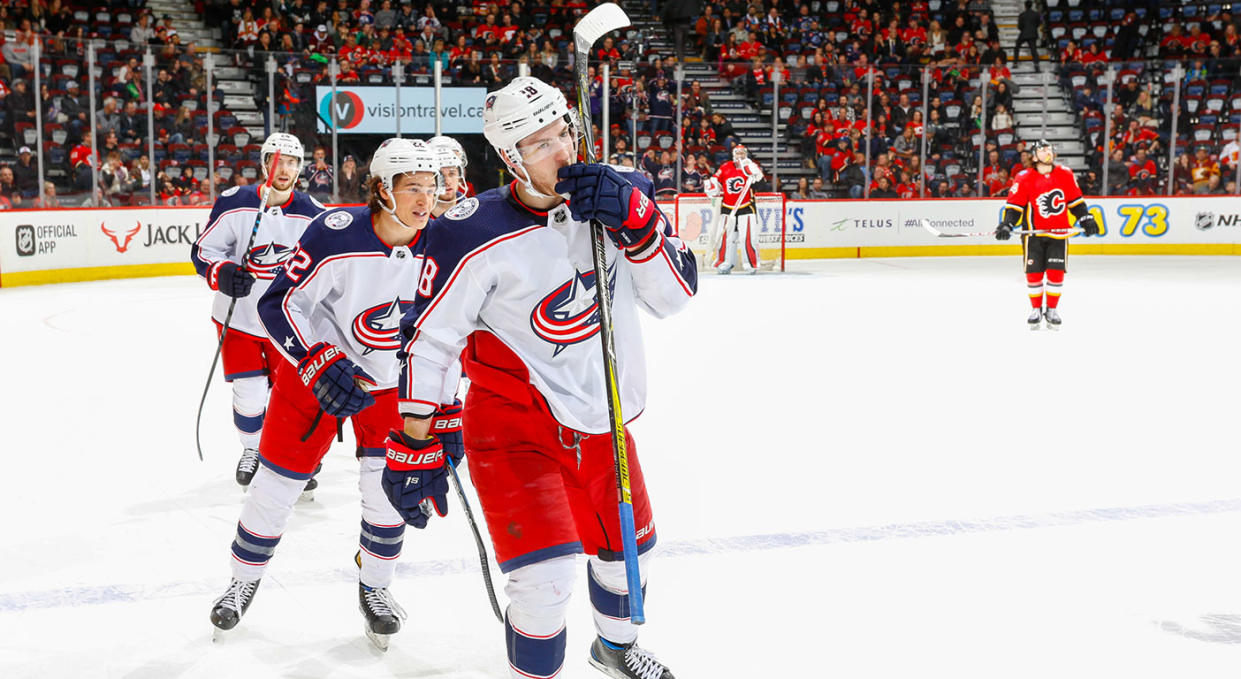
398;171;697;434
190;185;325;337
258;206;432;389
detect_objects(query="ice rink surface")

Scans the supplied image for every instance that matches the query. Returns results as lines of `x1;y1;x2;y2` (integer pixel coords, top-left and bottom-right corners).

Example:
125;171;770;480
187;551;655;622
2;255;1240;678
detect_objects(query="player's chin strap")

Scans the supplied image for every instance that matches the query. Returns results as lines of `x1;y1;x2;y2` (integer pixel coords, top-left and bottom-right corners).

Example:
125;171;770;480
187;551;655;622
380;196;422;231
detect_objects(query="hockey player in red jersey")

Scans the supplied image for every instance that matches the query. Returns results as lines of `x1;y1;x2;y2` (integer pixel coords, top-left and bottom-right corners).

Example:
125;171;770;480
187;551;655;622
208;139;451;652
705;143;765;274
190;133;324;488
385;76;693;679
996;140;1100;329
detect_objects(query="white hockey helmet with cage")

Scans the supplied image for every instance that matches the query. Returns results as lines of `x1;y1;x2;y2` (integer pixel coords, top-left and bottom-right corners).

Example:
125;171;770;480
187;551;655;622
482;76;579;197
260;132;305;177
429;135;467;170
370;137;442;229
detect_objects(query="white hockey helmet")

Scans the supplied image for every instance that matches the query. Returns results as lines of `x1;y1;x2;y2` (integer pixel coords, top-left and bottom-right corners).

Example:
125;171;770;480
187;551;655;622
429;135;467;170
482;76;579;196
370;137;443;194
732;143;748;161
260;132;305;177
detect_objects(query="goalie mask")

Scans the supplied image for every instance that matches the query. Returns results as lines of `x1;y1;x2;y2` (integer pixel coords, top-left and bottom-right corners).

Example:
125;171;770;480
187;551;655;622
482;76;581;199
260;132;305;181
732;144;749;162
370;137;442;229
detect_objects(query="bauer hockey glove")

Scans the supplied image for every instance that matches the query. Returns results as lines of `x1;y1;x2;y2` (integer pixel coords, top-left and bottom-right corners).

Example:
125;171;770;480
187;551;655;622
995;223;1013;241
297;343;376;417
382;430;450;528
1078;213;1100;237
432;400;465;467
212;261;256;298
555;163;663;251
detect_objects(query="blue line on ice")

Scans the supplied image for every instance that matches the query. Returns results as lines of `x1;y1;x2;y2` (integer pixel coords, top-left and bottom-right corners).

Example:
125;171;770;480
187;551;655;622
3;497;1239;613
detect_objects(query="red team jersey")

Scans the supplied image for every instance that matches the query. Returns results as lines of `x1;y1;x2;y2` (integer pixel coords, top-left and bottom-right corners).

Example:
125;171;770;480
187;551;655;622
1004;164;1085;239
708;159;763;209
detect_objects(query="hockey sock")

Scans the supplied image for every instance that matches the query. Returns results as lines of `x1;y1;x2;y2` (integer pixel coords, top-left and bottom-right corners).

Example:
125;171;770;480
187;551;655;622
1026;272;1044;309
232;376;268;449
358;457;405;588
504;555;575;679
230;465;306;581
1045;270;1064;308
587;552;652;646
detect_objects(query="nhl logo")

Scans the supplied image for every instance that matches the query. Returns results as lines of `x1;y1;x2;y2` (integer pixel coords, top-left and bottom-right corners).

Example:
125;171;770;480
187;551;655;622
553;209;568;224
1195;212;1215;231
15;224;34;256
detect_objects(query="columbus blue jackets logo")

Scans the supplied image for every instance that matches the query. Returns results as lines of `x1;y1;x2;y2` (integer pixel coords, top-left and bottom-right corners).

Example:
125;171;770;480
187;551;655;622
352;299;415;354
1035;189;1066;218
244;242;296;279
530;264;618;356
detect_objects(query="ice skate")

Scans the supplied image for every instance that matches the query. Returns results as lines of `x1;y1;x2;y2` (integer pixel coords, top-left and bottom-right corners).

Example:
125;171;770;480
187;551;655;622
359;583;406;651
210;578;260;640
299;476;318;502
1028;308;1042;330
1043;307;1061;330
588;636;676;679
716;262;732;275
235;448;260;488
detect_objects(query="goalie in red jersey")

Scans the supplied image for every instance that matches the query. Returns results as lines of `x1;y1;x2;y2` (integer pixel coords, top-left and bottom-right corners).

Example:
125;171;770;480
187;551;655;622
705;144;765;274
996;140;1100;330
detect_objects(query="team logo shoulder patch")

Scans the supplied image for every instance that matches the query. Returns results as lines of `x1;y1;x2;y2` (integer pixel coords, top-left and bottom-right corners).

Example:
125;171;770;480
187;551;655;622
222;186;240;197
444;197;479;220
324;211;354;230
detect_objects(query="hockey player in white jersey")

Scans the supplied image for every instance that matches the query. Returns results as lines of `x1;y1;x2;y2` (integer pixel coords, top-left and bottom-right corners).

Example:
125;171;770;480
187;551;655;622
428;135;465;218
383;76;694;679
704;143;764;274
209;138;452;652
190;133;323;487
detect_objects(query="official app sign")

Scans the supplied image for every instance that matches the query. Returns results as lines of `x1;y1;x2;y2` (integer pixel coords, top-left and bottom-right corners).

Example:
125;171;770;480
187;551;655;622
316;86;487;134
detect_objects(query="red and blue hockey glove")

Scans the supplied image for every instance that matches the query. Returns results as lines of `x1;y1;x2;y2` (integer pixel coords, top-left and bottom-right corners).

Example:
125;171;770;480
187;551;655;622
211;261;256;298
995;223;1013;241
554;163;662;251
1078;213;1100;237
382;429;450;529
432;400;465;467
297;342;376;417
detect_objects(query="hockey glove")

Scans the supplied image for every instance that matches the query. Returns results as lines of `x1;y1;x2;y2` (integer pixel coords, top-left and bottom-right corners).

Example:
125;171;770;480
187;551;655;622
995;223;1013;241
382;430;450;528
213;261;256;298
555;163;662;251
297;343;376;417
432;400;465;467
1078;213;1100;237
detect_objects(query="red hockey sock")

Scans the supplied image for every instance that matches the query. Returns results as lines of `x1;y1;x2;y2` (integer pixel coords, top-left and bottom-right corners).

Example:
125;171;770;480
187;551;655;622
1026;272;1044;309
1045;270;1064;308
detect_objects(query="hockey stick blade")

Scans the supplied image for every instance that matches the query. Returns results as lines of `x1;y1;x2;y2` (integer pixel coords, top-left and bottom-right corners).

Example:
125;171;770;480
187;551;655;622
573;4;630;55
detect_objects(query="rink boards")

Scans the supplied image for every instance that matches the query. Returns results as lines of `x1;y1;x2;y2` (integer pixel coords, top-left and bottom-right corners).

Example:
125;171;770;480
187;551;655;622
3;196;1241;286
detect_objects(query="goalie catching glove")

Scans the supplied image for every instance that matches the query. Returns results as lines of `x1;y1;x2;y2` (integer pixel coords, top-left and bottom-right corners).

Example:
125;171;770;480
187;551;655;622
297;342;376;417
382;429;450;528
554;164;664;252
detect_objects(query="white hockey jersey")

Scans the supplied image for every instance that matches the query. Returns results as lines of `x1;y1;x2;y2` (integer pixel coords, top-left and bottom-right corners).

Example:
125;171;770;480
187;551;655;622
190;185;325;337
258;206;431;389
399;174;698;434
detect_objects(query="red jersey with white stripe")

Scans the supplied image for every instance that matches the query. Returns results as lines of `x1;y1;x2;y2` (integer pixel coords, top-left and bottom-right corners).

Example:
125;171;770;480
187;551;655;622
1005;164;1084;239
708;158;763;209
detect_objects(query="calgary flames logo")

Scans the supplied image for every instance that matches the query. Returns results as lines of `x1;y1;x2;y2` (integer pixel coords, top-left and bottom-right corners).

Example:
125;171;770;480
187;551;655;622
101;221;141;253
1036;189;1066;219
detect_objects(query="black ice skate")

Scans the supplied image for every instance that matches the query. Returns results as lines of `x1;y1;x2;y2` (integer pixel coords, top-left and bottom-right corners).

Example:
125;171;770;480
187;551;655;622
235;448;260;487
299;464;323;502
359;583;406;651
210;578;261;640
1043;307;1062;330
588;636;676;679
1028;308;1042;330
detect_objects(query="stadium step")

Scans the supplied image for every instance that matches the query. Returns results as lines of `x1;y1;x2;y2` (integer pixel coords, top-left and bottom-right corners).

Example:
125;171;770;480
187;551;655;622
1014;98;1069;113
1016;125;1080;141
223;94;258;111
216;79;253;94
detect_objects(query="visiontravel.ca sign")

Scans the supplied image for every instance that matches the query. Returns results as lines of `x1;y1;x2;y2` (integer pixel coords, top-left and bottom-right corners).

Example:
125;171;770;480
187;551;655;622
315;86;487;135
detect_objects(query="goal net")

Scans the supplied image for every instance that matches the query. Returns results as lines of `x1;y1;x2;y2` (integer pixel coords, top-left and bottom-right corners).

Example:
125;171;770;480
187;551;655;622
669;192;788;273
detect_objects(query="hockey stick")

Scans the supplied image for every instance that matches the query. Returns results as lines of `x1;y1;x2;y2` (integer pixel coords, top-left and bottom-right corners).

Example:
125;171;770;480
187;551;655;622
573;2;645;625
194;151;282;461
445;456;504;623
919;219;1081;238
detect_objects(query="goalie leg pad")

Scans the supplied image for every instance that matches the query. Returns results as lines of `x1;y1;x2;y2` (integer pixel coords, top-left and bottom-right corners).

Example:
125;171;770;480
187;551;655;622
504;555;576;679
230;465;305;581
358;456;406;588
737;212;759;270
232;375;269;450
587;551;653;646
